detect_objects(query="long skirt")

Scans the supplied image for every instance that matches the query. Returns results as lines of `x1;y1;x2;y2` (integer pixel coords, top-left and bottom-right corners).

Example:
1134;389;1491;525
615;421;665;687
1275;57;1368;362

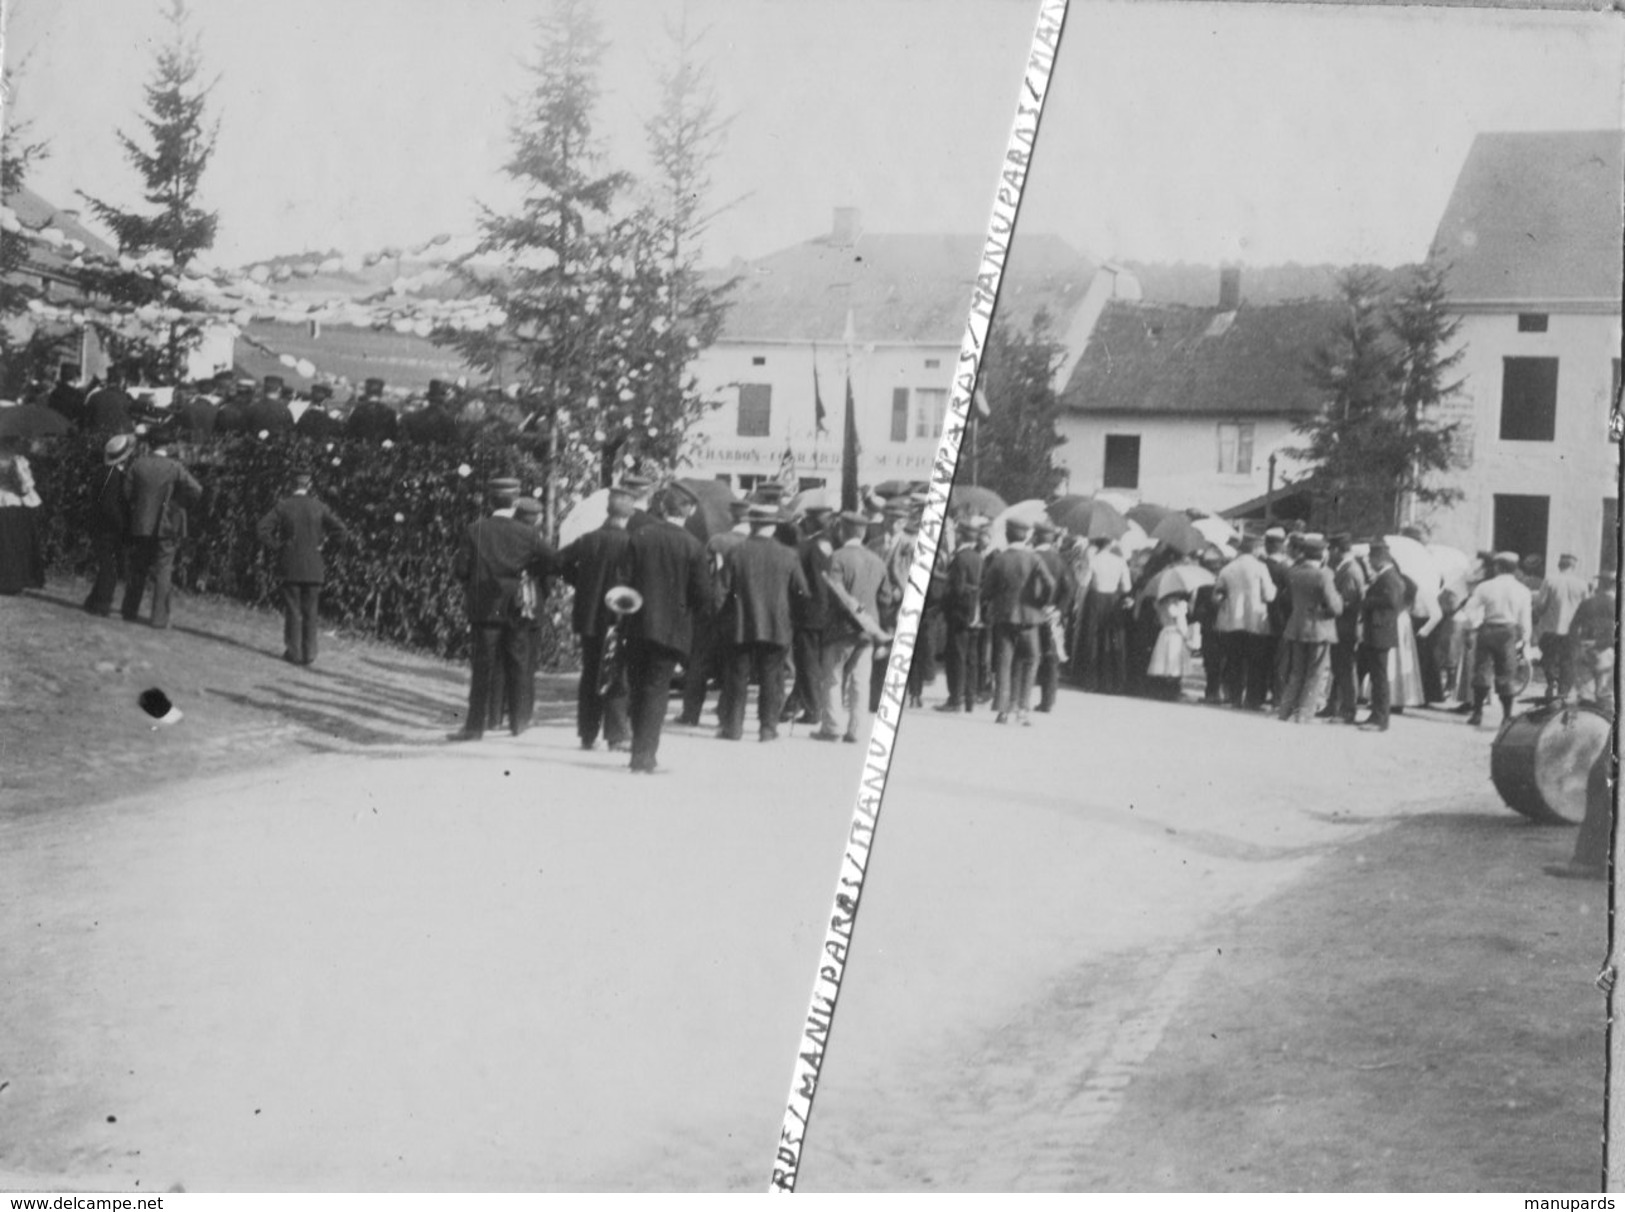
1386;610;1425;708
0;505;44;595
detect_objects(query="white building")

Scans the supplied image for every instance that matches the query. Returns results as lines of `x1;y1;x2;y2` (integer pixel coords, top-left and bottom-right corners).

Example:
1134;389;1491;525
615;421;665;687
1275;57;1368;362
682;209;1094;493
1419;129;1623;577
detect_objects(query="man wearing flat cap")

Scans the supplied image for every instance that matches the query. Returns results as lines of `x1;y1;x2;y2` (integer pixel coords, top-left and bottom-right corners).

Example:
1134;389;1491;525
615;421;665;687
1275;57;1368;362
1276;533;1343;724
83;434;135;616
450;478;554;740
979;517;1056;725
257;468;349;666
617;483;713;771
1356;538;1405;731
716;503;809;742
620;474;656;531
937;516;987;712
785;505;836;727
556;484;636;750
1460;551;1534;727
816;510;887;743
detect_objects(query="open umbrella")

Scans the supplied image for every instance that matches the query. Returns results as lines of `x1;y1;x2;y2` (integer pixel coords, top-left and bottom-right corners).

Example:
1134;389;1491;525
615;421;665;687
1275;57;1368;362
948;483;1006;520
1141;562;1216;603
872;479;920;499
787;486;834;517
677;477;738;541
1048;494;1128;540
1428;544;1474;601
1383;534;1443;596
1192;515;1238;549
1125;502;1177;533
986;499;1052;549
0;404;70;440
1149;513;1209;555
557;487;610;547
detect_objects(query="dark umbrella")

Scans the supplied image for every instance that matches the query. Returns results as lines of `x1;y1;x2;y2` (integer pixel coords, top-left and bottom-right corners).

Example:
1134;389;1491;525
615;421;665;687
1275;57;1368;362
872;479;922;499
1149;512;1208;555
1125;502;1177;533
677;477;737;541
1047;494;1128;540
0;404;70;440
948;484;1006;519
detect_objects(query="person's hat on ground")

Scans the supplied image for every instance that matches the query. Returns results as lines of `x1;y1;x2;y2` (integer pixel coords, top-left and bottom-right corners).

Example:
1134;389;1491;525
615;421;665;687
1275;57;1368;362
103;434;136;465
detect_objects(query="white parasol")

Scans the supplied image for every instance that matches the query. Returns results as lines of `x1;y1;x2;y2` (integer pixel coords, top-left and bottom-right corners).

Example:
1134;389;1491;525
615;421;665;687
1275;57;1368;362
985;499;1053;550
557;488;611;547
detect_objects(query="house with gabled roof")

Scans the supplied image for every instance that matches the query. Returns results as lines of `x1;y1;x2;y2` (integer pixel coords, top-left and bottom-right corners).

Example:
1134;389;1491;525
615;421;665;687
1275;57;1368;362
682;208;1095;491
1419;129;1623;577
1052;265;1343;513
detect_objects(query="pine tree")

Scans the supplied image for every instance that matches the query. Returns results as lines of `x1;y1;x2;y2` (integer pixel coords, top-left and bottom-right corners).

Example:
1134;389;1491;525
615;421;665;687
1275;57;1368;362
78;0;220;379
0;61;52;385
438;0;730;521
1292;264;1462;535
973;311;1068;503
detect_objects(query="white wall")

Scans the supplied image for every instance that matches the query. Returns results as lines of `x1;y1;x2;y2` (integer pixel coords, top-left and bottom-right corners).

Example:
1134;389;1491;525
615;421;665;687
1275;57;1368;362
1418;309;1620;571
1054;411;1308;510
681;339;957;489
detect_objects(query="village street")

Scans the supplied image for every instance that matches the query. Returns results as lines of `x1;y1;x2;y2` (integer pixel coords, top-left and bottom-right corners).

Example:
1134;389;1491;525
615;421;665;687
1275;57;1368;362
0;584;1609;1192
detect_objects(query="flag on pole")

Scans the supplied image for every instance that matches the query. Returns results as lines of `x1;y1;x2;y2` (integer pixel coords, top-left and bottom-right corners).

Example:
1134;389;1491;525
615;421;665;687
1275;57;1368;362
840;371;860;512
777;442;799;494
813;349;827;435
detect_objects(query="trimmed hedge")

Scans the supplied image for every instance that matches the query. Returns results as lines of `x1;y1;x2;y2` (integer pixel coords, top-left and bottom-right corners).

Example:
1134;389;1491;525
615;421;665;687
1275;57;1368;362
29;432;578;667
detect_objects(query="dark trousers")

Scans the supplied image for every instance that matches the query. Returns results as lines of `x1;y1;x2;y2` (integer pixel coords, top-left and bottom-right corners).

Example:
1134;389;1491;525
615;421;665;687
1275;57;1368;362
1472;623;1519;698
626;638;682;770
1277;640;1331;723
788;628;824;720
942;619;972;705
1035;618;1061;710
123;536;178;627
991;623;1037;715
1540;632;1576;700
577;633;630;746
1078;590;1125;694
1328;639;1360;720
1416;618;1445;703
1264;632;1286;705
721;641;789;739
281;581;322;665
466;622;532;737
680;616;722;722
1200;629;1224;703
84;530;124;614
1222;632;1274;709
1359;643;1393;726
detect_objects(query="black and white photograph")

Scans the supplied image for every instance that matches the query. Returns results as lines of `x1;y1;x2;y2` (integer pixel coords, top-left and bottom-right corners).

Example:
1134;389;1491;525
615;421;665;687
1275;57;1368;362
0;0;1620;1199
0;0;1048;1192
788;0;1625;1194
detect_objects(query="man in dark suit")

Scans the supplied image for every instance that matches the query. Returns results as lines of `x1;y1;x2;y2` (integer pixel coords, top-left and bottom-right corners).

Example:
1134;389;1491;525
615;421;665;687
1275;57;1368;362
47;364;86;429
936;516;987;712
84;434;135;616
677;497;750;726
246;376;296;434
1031;519;1077;713
450;478;554;741
716;503;809;742
213;382;252;435
295;385;344;439
556;484;635;750
400;380;460;444
86;366;137;436
784;506;835;725
618;484;712;772
346;377;399;443
175;386;219;438
256;469;349;666
1276;534;1344;724
1358;538;1406;731
980;518;1056;725
121;439;203;628
1322;532;1367;722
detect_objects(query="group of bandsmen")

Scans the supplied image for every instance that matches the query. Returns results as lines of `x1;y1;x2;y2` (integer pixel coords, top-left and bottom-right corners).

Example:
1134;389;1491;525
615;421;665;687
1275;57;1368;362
452;476;925;774
35;362;513;446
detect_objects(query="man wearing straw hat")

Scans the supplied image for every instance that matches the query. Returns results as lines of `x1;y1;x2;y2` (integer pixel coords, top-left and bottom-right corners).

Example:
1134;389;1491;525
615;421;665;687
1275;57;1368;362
815;510;887;743
716;502;809;742
83;434;136;616
980;517;1056;725
449;477;554;741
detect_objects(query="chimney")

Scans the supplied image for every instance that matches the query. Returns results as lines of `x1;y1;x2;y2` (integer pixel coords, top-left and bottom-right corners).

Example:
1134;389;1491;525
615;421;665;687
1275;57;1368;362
831;207;863;247
1218;266;1241;310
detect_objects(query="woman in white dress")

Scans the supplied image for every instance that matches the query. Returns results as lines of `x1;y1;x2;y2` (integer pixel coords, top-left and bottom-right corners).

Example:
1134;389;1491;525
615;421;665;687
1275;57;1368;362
1146;592;1193;702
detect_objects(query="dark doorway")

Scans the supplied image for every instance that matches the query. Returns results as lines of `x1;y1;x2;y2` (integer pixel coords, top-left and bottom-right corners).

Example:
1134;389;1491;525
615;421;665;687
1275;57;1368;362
1103;434;1141;490
1492;494;1550;565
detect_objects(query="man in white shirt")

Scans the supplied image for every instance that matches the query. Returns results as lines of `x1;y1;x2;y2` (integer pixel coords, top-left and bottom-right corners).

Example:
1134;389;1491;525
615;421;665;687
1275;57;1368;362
1532;553;1590;702
1212;535;1277;709
1461;551;1534;727
1077;537;1132;694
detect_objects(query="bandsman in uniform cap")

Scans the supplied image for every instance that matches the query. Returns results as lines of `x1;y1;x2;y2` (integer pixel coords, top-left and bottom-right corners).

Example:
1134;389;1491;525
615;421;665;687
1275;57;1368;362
556;483;637;750
346;377;398;442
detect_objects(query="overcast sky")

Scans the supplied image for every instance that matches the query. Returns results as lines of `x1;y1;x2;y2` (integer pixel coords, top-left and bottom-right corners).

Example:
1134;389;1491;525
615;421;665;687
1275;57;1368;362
4;1;1623;272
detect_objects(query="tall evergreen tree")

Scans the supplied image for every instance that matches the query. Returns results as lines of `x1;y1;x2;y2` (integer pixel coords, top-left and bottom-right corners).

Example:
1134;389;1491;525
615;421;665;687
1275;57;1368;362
0;62;53;385
78;0;220;379
973;311;1068;504
1292;264;1462;534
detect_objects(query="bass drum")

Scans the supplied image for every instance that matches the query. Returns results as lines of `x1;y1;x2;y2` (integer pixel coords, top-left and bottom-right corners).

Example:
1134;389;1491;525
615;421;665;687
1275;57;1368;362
1489;702;1613;825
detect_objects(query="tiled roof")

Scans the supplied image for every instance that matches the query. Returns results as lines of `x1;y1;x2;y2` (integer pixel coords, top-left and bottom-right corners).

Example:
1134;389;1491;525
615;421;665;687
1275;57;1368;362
717;231;1094;344
4;186;119;282
1060;298;1343;417
1431;130;1623;306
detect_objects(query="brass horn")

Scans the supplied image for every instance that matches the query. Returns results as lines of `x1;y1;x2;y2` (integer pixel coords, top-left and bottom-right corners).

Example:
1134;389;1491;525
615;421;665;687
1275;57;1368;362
604;585;644;616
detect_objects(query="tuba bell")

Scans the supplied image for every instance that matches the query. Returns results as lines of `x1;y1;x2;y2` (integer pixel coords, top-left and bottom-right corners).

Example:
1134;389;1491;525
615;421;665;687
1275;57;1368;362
604;585;644;616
